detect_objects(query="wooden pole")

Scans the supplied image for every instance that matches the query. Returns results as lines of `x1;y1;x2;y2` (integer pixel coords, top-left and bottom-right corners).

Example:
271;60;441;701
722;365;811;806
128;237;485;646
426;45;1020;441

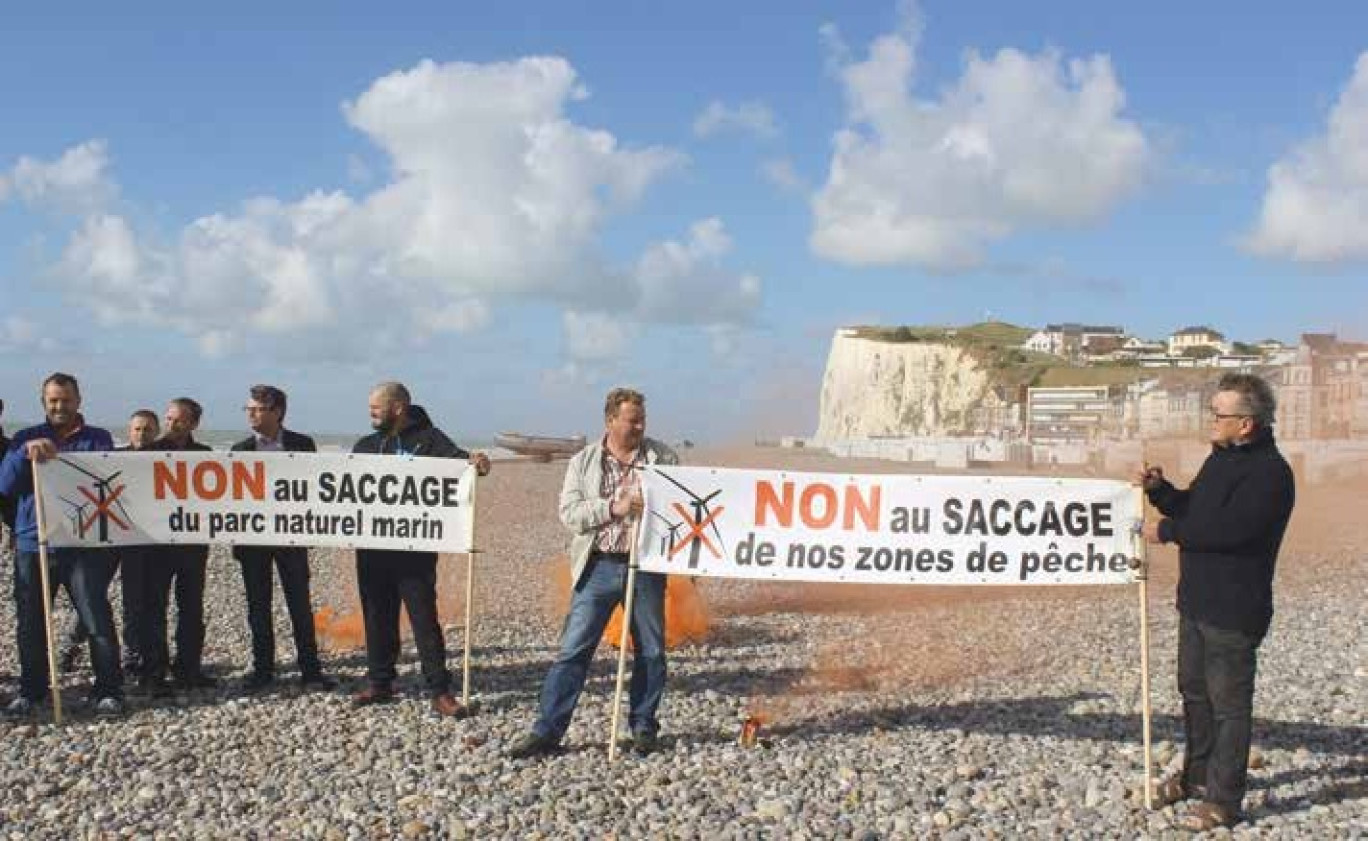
1134;481;1154;809
31;461;64;725
459;470;478;711
606;519;641;762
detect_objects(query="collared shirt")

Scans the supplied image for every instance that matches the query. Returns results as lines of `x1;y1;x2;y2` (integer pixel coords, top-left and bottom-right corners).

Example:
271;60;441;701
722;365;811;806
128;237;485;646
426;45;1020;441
594;441;641;553
255;433;283;452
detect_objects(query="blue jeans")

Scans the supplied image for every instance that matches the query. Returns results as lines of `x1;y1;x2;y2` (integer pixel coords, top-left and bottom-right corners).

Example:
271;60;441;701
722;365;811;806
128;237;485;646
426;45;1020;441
13;549;122;700
1178;616;1262;814
533;555;667;741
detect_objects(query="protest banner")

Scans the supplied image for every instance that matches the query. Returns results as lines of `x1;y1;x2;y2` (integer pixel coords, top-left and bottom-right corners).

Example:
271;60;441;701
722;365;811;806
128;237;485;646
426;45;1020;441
635;466;1141;585
35;451;475;553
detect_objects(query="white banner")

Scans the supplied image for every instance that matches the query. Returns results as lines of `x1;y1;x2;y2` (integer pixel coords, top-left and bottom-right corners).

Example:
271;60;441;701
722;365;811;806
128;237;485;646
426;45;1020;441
636;466;1140;585
37;451;474;553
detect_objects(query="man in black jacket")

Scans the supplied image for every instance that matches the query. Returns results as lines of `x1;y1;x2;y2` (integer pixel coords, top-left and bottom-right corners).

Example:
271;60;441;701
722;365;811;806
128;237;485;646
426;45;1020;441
1140;372;1295;831
351;382;489;716
142;397;216;693
231;385;333;692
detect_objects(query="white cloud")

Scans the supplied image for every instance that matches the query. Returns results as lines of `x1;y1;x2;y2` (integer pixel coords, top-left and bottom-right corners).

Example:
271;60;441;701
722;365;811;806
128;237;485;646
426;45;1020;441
1244;53;1368;263
633;218;761;324
811;5;1149;271
7;140;116;213
692;100;779;140
563;310;639;362
761;157;806;193
32;56;765;361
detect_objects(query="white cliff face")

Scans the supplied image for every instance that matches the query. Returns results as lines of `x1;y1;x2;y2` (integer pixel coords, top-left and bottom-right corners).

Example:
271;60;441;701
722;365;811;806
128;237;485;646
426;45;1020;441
815;330;995;440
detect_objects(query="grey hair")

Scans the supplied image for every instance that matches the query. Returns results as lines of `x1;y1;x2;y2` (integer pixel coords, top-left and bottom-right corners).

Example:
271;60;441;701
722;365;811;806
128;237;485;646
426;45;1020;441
1218;372;1277;427
371;381;411;407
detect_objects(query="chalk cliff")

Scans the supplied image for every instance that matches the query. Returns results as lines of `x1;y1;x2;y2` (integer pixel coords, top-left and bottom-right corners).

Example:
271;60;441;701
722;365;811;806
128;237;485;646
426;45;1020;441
815;328;998;440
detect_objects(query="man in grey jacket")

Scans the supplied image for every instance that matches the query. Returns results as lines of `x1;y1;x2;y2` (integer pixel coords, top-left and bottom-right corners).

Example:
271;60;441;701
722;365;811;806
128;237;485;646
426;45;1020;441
508;387;678;758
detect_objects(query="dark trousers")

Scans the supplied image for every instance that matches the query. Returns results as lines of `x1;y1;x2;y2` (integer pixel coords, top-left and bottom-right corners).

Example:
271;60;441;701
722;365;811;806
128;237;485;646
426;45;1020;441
1178;615;1262;815
13;549;122;700
120;549;151;668
236;546;322;677
143;546;209;680
356;551;450;695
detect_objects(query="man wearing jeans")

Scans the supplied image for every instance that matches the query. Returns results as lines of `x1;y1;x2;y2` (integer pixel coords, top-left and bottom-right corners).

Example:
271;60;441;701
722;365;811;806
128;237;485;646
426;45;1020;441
0;373;124;716
508;387;678;759
1141;372;1296;831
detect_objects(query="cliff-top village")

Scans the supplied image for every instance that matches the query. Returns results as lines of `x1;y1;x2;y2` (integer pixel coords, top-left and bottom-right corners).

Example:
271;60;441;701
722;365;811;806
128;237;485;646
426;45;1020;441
809;321;1368;479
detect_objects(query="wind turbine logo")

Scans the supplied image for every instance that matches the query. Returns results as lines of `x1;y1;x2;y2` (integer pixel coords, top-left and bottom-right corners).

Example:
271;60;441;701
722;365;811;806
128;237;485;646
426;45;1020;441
55;457;131;542
650;509;685;556
652;469;725;568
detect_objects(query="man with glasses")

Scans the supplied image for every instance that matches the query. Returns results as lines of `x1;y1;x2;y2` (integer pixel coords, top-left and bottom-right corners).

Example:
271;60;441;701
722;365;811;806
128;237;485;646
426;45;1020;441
231;385;333;692
1138;373;1296;831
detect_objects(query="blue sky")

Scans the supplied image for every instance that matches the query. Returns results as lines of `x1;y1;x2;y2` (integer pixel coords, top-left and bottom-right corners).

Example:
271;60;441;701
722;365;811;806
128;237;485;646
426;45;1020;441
2;1;1367;442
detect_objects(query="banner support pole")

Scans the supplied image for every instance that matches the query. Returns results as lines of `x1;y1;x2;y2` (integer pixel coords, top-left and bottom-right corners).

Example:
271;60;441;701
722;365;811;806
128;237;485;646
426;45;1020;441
1134;481;1154;809
607;519;641;762
459;470;478;714
32;462;64;725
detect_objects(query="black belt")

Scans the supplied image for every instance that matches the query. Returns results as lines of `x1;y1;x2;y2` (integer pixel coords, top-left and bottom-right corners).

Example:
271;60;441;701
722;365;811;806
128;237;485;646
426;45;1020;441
593;551;630;564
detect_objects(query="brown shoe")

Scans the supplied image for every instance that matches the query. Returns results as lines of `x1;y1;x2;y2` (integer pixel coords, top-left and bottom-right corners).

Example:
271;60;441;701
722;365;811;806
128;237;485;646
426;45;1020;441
1174;801;1237;832
1156;775;1206;806
351;685;396;707
430;692;464;717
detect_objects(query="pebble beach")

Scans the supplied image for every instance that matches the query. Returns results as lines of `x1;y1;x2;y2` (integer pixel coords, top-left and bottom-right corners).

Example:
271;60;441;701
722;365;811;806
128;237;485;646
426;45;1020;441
1;448;1364;839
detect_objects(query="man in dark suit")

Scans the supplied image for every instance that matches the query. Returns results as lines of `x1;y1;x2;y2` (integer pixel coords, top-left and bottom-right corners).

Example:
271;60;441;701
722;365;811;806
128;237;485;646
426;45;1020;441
232;385;333;692
142;397;215;694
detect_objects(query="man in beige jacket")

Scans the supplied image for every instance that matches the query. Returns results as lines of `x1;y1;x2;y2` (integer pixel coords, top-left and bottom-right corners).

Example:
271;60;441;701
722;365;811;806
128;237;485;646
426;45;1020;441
508;387;677;759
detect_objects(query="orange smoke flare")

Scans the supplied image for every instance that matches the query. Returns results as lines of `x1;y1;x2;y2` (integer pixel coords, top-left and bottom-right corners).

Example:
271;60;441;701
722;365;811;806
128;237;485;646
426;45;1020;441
313;606;367;652
602;575;710;650
547;558;711;650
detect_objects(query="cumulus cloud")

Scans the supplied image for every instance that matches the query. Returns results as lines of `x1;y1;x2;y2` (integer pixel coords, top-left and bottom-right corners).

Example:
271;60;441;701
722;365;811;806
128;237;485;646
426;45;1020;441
563;310;639;362
1244;53;1368;263
810;4;1149;271
28;56;760;359
5;140;116;213
633;218;761;324
692;100;779;140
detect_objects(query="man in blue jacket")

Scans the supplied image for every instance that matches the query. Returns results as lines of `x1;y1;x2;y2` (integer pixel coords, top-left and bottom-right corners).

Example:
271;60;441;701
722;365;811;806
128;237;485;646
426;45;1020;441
1141;372;1296;831
0;373;124;716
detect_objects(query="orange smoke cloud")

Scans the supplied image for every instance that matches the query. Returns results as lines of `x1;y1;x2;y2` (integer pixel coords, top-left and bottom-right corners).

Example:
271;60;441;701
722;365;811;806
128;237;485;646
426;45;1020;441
313;606;366;652
547;556;711;649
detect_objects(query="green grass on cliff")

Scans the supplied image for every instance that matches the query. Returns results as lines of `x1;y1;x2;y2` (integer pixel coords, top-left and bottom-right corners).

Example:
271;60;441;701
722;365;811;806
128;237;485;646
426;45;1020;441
844;321;1156;389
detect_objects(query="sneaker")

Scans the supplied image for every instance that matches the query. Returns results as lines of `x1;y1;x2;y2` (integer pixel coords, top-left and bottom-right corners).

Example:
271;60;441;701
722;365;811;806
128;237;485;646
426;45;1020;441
92;696;126;717
506;732;562;760
351;685;396;707
300;673;337;692
4;696;38;717
631;731;660;755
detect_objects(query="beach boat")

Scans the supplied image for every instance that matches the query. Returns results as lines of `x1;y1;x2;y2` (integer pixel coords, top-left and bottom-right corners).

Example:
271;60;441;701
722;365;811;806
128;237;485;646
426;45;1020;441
495;431;587;461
